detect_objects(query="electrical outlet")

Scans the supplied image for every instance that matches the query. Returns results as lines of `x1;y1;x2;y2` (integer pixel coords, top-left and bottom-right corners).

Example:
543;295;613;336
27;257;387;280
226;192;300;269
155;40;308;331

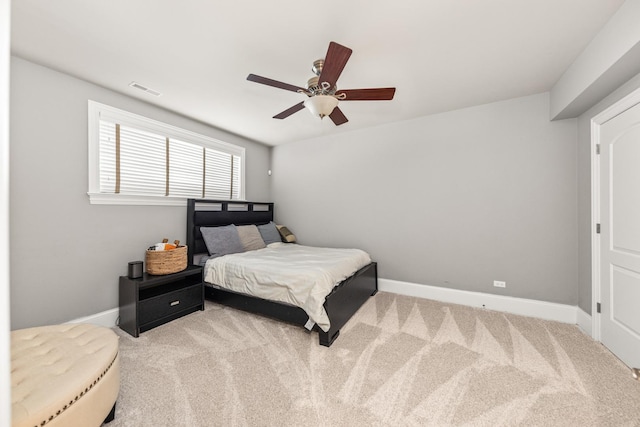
493;280;506;288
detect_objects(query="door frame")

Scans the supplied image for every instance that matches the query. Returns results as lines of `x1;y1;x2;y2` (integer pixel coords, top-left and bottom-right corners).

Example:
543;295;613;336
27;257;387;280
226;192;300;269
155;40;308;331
590;86;640;342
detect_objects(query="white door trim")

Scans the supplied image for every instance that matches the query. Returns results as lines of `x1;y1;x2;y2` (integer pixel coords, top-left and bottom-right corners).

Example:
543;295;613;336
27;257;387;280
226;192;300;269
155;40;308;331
591;86;640;342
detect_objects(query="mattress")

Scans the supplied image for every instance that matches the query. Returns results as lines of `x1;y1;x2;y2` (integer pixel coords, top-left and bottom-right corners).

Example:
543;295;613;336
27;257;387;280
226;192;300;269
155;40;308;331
203;242;372;331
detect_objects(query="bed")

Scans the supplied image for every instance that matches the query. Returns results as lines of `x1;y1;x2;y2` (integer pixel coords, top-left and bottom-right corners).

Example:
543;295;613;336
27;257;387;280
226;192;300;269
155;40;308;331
186;199;378;346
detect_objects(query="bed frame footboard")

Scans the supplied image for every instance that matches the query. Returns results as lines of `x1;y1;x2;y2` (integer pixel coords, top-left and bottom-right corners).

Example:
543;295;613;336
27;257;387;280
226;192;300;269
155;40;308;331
204;262;378;347
319;262;378;346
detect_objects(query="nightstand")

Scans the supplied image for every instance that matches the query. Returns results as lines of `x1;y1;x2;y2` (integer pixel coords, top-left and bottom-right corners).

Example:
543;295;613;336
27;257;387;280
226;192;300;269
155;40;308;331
119;265;204;337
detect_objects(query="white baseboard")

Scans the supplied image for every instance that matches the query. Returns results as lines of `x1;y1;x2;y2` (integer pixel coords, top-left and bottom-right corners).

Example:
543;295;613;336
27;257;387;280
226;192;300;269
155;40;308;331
379;278;578;324
576;308;592;336
65;281;584;330
66;308;119;328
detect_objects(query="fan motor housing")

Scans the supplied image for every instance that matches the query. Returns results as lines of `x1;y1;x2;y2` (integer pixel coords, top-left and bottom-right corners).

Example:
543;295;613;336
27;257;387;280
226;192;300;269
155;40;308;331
306;76;336;96
306;77;320;92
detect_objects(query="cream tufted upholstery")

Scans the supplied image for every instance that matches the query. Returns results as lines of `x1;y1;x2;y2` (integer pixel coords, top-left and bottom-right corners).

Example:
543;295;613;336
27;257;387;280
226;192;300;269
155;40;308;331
11;324;120;427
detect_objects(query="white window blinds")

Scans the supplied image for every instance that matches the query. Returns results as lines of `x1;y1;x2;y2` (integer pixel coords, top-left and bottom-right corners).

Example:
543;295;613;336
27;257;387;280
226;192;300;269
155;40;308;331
88;101;245;205
169;138;203;197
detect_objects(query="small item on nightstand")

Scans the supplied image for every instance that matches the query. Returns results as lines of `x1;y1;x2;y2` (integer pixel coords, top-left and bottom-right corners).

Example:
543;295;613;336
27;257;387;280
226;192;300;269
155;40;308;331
128;261;143;279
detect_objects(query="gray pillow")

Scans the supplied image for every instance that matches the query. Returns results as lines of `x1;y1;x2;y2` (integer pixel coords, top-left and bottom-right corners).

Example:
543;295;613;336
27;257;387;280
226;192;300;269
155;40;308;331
200;225;244;258
257;221;282;245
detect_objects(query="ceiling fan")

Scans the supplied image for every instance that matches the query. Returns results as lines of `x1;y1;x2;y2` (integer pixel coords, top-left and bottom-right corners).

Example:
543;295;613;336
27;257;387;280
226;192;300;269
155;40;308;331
247;41;396;126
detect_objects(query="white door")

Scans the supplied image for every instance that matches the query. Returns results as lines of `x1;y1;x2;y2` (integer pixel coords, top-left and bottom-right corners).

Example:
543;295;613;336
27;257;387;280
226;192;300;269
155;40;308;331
599;100;640;371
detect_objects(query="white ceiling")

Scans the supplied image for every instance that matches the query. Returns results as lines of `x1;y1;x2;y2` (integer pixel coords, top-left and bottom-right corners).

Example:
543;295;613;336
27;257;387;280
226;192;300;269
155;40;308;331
11;0;625;146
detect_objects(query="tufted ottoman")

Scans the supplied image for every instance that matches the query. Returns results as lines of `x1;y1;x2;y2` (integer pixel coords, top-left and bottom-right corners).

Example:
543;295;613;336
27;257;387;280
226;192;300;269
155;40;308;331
11;323;120;427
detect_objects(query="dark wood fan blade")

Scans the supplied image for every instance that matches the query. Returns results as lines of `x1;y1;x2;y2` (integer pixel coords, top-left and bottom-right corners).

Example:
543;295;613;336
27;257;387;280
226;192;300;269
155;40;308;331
336;88;396;101
273;102;305;119
329;107;348;126
247;74;306;93
318;42;352;88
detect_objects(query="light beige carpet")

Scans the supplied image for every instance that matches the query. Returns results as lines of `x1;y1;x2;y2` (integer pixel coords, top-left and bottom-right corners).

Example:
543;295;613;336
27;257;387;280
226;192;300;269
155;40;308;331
110;292;640;426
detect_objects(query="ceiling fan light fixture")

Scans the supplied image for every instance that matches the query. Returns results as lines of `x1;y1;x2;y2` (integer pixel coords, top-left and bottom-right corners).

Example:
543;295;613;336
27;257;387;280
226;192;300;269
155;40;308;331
304;95;338;119
247;41;394;125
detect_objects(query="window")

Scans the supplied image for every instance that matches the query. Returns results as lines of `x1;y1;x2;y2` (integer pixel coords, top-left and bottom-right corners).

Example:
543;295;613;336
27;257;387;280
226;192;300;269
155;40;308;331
88;101;244;205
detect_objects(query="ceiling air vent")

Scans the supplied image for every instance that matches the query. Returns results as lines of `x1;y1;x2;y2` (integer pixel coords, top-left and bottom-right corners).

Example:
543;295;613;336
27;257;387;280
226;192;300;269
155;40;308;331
128;81;162;97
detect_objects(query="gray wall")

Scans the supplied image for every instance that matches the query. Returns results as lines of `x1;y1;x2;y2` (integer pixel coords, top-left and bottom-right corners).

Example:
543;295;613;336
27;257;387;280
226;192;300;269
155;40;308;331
576;71;640;315
272;93;579;305
9;57;271;329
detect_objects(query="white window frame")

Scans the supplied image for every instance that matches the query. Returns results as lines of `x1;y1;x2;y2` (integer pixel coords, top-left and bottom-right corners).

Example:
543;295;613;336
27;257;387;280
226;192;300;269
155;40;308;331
87;100;245;206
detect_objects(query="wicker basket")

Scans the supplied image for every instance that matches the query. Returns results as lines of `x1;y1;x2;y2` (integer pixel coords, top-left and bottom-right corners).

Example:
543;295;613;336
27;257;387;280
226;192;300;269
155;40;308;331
145;246;187;275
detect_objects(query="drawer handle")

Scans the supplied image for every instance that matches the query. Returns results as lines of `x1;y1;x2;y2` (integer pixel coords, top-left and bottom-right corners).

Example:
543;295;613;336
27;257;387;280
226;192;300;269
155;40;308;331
170;300;180;306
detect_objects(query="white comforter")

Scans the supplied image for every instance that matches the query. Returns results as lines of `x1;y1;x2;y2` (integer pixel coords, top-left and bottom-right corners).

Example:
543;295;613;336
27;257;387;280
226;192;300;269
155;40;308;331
203;243;371;332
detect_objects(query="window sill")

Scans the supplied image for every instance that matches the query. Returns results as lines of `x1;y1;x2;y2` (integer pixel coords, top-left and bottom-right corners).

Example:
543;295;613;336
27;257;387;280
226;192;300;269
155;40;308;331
87;193;245;206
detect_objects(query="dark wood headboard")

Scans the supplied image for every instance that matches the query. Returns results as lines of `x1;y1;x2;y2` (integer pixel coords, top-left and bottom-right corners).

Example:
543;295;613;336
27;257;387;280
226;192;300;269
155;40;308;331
186;199;274;265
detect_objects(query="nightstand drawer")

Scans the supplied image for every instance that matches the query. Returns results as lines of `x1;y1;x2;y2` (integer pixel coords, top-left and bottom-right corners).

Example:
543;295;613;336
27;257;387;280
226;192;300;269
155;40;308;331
138;284;202;325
